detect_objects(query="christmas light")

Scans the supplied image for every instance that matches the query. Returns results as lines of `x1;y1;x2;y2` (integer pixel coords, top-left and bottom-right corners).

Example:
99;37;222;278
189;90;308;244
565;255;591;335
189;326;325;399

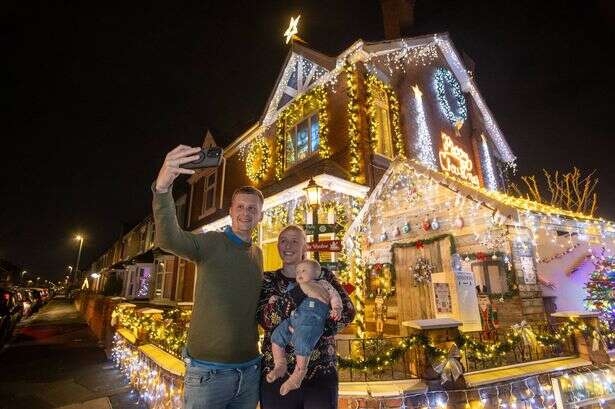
365;75;405;158
434;67;468;126
412;84;437;169
273;85;330;180
284;15;300;44
481;134;498;191
439;133;480;186
345;63;361;182
245;136;271;183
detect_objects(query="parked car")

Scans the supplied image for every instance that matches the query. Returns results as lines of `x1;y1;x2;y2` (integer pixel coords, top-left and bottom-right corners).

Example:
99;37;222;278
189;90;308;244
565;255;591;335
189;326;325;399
24;288;44;313
11;288;33;318
31;287;50;304
0;288;23;344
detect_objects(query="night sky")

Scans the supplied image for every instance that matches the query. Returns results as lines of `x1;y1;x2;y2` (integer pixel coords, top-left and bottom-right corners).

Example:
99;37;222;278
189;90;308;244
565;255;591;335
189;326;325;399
3;1;615;282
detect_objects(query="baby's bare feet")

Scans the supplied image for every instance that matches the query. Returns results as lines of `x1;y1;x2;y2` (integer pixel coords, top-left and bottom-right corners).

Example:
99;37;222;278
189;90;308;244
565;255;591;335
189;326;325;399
279;369;306;396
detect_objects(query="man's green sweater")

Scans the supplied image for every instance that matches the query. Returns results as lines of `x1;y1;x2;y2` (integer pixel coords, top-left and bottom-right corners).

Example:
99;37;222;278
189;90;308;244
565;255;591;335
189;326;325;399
152;188;263;363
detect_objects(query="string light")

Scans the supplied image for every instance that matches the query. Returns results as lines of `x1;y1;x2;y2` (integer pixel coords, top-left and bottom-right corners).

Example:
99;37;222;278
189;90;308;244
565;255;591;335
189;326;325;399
439;133;480;186
434;66;467;127
245;136;271;183
345;63;361;182
412;84;437;169
365;75;405;157
481;134;498;191
273;85;331;180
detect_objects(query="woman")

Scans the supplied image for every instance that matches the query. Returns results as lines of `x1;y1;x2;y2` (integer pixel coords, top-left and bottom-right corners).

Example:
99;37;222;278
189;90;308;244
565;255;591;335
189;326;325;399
257;225;355;409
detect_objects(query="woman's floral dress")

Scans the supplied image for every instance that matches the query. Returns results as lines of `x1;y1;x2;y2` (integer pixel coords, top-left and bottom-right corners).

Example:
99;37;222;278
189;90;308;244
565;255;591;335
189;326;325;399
257;268;356;380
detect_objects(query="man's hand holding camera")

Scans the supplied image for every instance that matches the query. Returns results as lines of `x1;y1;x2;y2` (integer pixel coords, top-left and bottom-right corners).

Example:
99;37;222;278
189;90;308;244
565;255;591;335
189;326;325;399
155;145;201;193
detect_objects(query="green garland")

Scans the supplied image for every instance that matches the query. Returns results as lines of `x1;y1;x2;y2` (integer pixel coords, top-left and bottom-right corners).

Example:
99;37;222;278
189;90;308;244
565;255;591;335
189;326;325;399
112;306;191;357
458;318;598;362
345;63;361;182
337;333;445;370
391;234;457;257
365;75;405;157
273;85;330;181
245;137;271;183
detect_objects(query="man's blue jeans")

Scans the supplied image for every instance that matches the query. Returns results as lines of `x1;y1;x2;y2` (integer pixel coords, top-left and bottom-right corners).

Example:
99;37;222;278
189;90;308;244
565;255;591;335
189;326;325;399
183;360;260;409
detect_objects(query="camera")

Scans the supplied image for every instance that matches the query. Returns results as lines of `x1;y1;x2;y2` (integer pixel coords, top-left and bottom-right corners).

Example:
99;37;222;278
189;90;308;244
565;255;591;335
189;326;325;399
181;147;223;169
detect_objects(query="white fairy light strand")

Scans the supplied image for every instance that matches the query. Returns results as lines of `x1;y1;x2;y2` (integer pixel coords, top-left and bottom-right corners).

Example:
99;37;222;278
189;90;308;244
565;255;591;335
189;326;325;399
481;134;498;191
412;85;437;170
435;36;515;163
433;66;468;126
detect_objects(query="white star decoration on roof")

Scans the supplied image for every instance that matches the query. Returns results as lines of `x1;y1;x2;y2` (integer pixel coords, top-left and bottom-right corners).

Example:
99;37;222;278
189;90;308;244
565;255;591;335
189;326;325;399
284;15;300;44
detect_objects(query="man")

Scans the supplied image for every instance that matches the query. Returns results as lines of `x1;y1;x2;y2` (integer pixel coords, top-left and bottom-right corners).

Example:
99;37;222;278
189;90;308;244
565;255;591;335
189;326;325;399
153;144;264;409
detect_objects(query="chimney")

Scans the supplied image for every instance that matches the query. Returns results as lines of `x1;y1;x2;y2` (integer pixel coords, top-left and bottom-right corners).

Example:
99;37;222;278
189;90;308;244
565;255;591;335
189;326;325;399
380;0;416;40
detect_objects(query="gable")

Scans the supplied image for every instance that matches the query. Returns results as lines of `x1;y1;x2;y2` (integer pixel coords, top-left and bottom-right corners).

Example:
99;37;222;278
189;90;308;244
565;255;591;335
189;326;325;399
262;45;334;126
201;130;219;148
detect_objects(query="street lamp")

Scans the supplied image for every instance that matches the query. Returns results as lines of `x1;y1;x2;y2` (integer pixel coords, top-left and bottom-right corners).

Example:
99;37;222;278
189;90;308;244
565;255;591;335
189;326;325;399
74;235;84;284
21;270;27;284
304;178;322;261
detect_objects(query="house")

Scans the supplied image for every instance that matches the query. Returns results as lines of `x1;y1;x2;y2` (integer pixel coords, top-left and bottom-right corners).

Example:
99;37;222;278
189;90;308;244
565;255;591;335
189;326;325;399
91;33;614;338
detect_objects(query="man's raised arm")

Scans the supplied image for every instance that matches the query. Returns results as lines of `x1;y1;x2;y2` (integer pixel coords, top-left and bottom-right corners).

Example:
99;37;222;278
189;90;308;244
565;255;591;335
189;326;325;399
152;145;204;262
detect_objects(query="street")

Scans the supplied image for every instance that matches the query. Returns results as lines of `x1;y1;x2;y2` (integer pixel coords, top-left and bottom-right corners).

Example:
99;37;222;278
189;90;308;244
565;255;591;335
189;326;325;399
0;297;146;409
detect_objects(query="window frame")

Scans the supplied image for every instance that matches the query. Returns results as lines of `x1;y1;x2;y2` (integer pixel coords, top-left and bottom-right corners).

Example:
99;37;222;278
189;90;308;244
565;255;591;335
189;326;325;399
199;170;218;219
284;110;320;170
372;87;394;158
471;260;508;295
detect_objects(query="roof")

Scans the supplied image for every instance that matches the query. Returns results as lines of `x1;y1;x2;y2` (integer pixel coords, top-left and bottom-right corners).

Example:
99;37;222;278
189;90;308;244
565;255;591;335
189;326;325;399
223;32;516;167
345;157;611;245
261;42;335;127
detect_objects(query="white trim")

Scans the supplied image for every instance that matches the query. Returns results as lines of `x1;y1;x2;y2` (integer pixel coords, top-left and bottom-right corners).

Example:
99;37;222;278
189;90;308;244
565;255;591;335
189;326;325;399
434;36;515;162
219;157;226;209
187;183;194;227
196;173;369;233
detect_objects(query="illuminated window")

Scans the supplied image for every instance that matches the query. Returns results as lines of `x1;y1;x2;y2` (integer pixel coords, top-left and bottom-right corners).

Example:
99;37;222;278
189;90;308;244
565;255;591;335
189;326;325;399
372;86;394;158
285;113;319;168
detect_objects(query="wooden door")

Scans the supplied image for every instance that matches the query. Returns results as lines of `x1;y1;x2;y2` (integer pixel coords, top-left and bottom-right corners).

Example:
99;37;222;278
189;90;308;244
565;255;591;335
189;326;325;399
394;246;436;322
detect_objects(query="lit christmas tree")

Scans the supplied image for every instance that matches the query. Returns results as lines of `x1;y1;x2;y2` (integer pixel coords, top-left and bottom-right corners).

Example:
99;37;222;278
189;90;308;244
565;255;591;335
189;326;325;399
584;256;615;328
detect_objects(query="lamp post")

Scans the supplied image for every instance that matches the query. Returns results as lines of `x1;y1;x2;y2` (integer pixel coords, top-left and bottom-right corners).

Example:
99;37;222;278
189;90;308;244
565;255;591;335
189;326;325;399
21;270;27;285
304;178;322;261
74;235;84;284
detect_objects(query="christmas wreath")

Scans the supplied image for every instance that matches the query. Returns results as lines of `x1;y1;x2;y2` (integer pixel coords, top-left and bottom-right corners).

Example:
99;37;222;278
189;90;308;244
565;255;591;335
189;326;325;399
246;137;271;182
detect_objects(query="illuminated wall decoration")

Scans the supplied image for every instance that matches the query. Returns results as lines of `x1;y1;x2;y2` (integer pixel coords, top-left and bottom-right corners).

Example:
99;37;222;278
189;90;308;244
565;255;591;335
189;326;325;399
273;85;330;180
481;134;498;191
412;85;437;169
439;133;479;186
345;63;361;182
365;75;405;157
246;137;271;183
434;67;468;128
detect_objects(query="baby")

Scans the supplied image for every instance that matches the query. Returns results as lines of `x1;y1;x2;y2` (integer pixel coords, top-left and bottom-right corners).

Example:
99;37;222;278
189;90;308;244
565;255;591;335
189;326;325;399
267;259;343;395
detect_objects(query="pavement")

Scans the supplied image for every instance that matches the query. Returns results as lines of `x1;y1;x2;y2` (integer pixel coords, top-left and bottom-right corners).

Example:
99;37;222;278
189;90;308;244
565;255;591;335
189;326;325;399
0;297;146;409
